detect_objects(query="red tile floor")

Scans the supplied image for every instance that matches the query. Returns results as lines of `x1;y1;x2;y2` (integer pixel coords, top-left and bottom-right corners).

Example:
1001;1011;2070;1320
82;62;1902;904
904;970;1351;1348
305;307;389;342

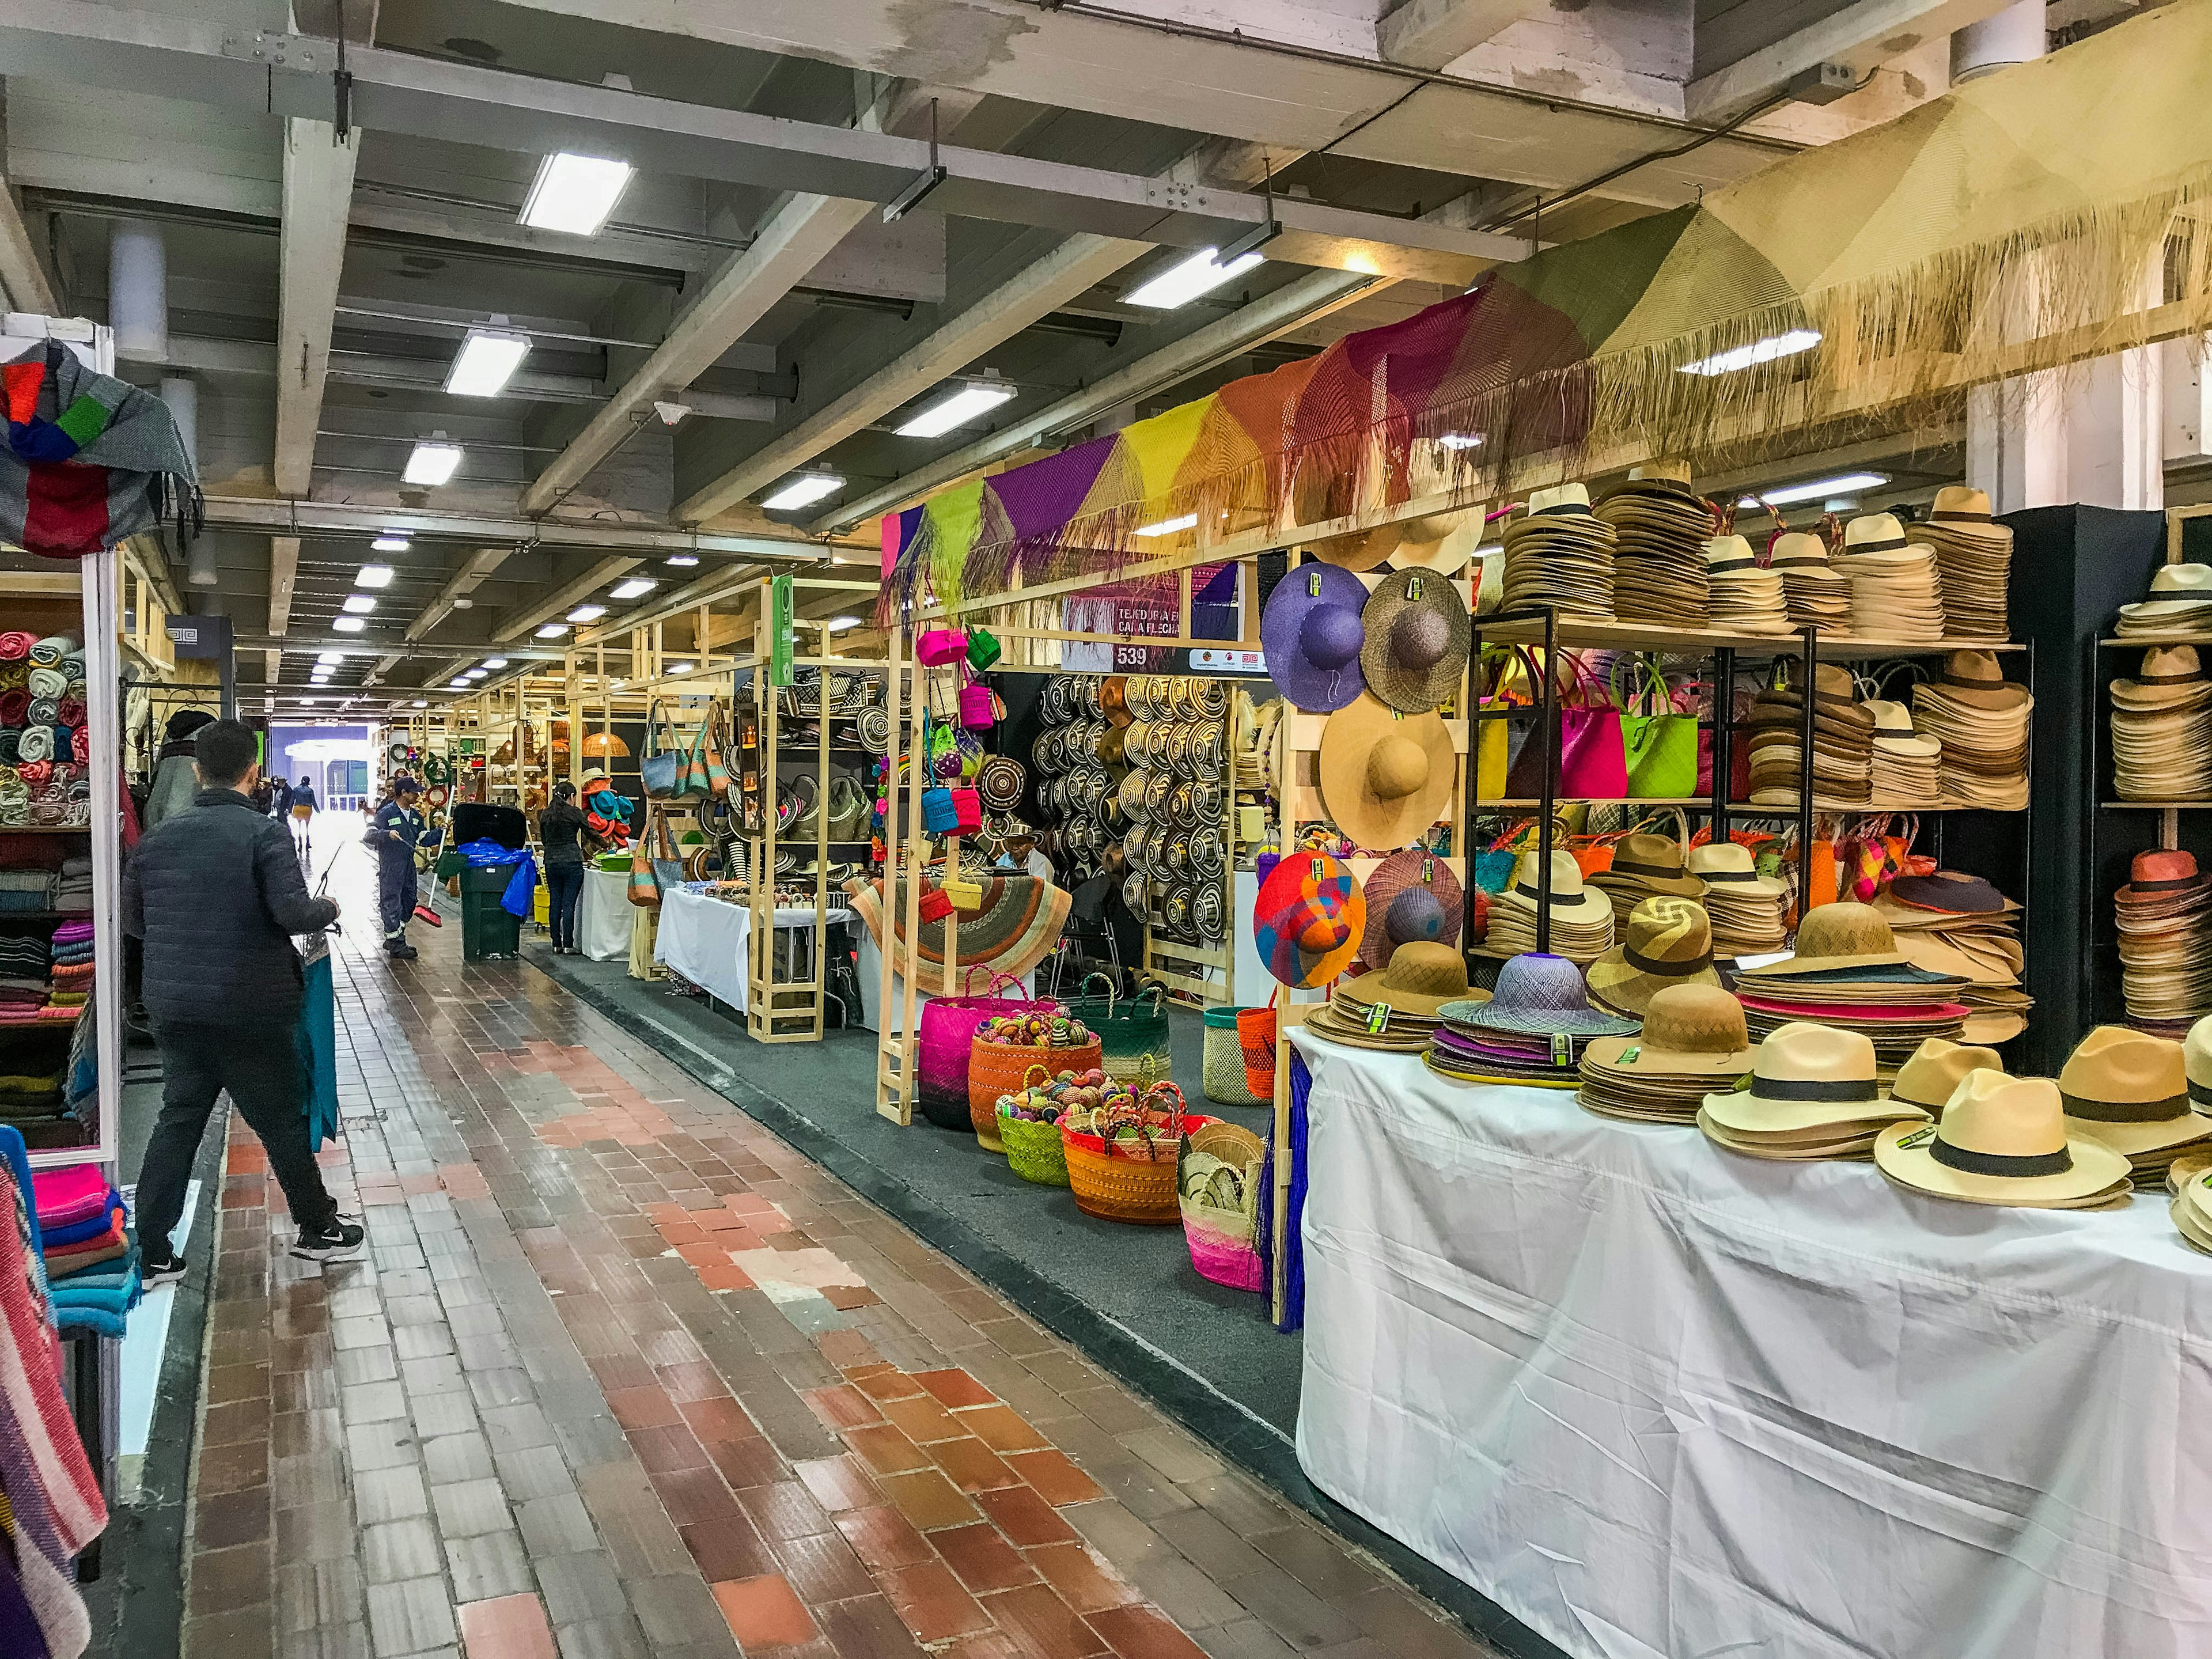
180;882;1498;1659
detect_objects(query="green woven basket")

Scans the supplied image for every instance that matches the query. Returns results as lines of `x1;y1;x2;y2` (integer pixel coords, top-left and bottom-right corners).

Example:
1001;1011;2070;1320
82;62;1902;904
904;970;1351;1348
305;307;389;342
998;1108;1071;1187
1065;976;1172;1082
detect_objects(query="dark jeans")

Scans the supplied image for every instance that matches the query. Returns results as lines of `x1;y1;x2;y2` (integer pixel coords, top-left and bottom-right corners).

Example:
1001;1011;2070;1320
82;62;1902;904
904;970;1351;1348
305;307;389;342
546;860;585;949
379;852;419;945
137;1022;336;1251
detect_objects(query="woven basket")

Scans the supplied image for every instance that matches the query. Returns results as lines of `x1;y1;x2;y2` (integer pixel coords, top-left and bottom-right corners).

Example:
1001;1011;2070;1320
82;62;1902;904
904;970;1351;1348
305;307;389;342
1179;1120;1266;1290
998;1104;1071;1187
1062;1108;1210;1225
916;971;1040;1131
969;1036;1103;1152
1065;977;1173;1082
1202;1007;1263;1105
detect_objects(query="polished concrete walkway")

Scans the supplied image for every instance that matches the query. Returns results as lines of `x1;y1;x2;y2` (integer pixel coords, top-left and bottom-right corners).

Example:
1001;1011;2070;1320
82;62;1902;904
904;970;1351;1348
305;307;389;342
176;843;1501;1659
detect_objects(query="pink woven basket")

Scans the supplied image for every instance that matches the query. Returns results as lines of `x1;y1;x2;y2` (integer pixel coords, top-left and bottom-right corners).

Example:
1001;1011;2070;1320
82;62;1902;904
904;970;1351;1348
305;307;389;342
915;969;1041;1130
1179;1203;1266;1291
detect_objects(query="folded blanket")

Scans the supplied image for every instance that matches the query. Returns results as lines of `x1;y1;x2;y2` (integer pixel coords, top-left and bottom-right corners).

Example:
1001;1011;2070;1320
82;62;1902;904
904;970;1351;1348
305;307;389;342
31;1165;109;1227
46;1213;122;1259
32;1197;115;1250
25;637;70;669
0;633;30;662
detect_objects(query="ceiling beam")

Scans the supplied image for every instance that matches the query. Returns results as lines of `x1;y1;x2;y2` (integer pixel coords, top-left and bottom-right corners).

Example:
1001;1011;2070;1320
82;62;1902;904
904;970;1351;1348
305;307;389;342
199;495;838;559
1377;0;1548;71
821;264;1389;532
267;532;298;634
491;555;641;644
0;4;1525;282
1685;0;2017;122
272;115;359;496
0;158;56;312
406;546;513;642
237;632;566;660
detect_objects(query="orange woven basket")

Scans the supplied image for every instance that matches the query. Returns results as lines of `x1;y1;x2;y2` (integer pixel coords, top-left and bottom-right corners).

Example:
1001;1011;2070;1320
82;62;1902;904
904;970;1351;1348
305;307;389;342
1061;1107;1212;1225
968;1036;1103;1152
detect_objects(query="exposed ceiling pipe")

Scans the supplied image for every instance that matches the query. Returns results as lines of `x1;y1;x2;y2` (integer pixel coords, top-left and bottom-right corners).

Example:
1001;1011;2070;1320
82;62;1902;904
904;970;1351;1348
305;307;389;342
1952;1;2047;81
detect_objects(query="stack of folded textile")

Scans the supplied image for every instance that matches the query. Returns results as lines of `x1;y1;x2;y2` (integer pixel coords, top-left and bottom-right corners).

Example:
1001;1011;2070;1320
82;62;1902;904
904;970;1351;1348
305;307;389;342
0;868;48;913
31;1164;128;1279
0;1046;63;1119
44;921;90;1020
54;857;90;914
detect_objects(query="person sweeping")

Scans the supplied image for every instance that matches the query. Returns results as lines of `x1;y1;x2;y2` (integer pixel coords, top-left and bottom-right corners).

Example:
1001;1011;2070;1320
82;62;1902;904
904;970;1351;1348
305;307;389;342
371;775;427;960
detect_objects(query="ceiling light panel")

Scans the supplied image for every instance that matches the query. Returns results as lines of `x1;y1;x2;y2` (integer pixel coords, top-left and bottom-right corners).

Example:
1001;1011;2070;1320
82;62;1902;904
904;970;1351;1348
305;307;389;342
371;534;409;553
342;594;377;613
520;153;634;236
762;473;845;510
566;604;607;623
355;563;395;588
896;382;1016;439
403;441;464;487
332;616;367;632
608;578;657;600
444;327;532;397
1125;248;1263;310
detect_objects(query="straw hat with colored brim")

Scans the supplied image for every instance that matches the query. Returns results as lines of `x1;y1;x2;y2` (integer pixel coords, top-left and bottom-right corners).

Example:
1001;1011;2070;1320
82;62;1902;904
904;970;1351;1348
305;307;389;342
1843;512;1910;555
1580;983;1752;1078
1310;524;1402;572
1358;847;1464;971
2119;562;2212;622
2112;645;2212;710
1335;940;1476;1020
1874;1073;2132;1206
1700;1022;1920;1135
1687;841;1789;898
1586;896;1720;1015
1496;850;1615;926
1928;650;2031;712
1252;850;1366;988
1756;902;1909;975
1887;872;2020;916
1318;694;1457;851
1889;1037;2006;1114
2058;1025;2204;1156
1391;505;1483;575
1361;567;1471;714
1262;562;1371;713
1865;699;1941;758
1596;834;1704;899
1454;952;1637;1040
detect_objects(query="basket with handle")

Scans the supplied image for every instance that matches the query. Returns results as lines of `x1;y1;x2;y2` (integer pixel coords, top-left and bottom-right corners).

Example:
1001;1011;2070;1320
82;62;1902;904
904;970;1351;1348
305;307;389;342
915;968;1039;1132
1061;1085;1205;1225
997;1066;1072;1187
1202;1007;1264;1105
1179;1119;1266;1291
1063;976;1172;1082
1236;991;1278;1101
969;1025;1101;1152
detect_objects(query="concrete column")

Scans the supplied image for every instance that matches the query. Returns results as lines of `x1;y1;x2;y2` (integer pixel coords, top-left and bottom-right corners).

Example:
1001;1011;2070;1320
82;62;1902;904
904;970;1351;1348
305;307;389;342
1950;1;2045;83
108;219;166;363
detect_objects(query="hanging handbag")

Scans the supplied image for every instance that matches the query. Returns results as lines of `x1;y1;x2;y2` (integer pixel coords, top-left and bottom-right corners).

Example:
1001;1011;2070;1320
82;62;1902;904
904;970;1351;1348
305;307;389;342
959;669;997;730
699;703;729;797
941;869;985;909
639;700;681;799
1613;657;1699;799
627;816;660;908
1474;646;1537;800
916;628;968;666
916;882;957;925
966;628;1002;672
648;809;684;896
1556;652;1628;798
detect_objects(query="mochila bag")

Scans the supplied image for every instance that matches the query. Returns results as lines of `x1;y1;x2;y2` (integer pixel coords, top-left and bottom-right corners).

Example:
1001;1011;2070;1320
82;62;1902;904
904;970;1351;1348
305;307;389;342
959;677;997;729
915;967;1039;1130
1203;1006;1264;1105
1613;656;1699;799
627;810;664;908
922;786;960;835
1474;645;1537;800
966;628;1002;672
648;809;684;896
698;703;729;798
941;869;984;909
639;701;681;799
916;628;968;666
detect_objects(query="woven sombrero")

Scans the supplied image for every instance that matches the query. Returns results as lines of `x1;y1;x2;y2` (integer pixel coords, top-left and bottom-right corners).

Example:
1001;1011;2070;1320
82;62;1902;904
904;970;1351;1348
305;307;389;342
1253;850;1366;987
975;755;1027;814
845;870;1070;982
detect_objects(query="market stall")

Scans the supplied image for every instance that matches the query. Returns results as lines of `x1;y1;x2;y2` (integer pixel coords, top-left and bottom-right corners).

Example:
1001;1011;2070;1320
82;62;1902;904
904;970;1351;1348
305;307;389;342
654;885;854;1014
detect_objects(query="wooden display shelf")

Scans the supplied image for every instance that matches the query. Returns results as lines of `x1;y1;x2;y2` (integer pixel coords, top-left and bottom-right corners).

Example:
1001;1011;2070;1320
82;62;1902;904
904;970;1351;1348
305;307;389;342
2099;635;2212;647
1474;616;2024;659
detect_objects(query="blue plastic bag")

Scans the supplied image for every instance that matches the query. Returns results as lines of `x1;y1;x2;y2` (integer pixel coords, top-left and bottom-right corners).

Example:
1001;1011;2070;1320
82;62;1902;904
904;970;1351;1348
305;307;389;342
299;953;339;1153
501;851;539;919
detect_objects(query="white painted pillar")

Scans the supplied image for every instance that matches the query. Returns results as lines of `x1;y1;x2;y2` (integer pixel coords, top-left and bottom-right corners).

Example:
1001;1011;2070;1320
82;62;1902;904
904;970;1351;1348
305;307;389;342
160;374;197;469
108;219;167;363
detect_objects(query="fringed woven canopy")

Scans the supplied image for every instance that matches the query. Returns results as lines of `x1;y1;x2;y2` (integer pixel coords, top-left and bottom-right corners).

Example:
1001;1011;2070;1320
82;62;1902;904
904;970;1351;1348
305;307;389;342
884;0;2212;620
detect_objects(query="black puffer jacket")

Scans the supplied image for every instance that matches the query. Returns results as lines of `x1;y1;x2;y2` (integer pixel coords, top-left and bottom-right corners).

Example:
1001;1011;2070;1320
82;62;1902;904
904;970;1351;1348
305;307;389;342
122;789;339;1028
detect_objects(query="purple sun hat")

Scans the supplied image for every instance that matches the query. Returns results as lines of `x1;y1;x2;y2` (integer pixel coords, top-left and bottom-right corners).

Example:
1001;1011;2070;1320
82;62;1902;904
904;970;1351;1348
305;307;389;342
1263;562;1370;711
1457;953;1638;1039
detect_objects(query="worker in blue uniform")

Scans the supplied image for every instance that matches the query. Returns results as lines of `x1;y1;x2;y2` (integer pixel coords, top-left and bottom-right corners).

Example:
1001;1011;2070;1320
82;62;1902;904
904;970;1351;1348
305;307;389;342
372;776;427;960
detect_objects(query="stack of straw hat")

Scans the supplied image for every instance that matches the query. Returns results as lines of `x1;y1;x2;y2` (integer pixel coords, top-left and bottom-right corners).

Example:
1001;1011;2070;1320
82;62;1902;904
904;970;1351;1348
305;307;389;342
1596;466;1713;627
1744;661;1874;807
1577;983;1752;1123
1306;941;1481;1053
1876;872;2033;1045
2172;1018;2212;1245
1770;531;1851;633
1730;901;1971;1070
1699;1022;1930;1160
1835;513;1945;642
1702;536;1791;635
1425;953;1635;1086
1917;487;2012;641
1500;484;1615;620
2057;1025;2211;1184
1588;832;1706;929
1865;699;1942;804
1875;1073;2132;1210
1886;1036;2005;1119
2112;850;2212;1038
2115;563;2212;641
2110;645;2212;802
1585;896;1721;1017
1687;842;1789;956
1911;650;2032;810
1476;849;1616;965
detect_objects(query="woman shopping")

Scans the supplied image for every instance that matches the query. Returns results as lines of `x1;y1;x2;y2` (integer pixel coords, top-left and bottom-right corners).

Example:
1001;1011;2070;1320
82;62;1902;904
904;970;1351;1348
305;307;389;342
539;779;589;954
289;772;317;860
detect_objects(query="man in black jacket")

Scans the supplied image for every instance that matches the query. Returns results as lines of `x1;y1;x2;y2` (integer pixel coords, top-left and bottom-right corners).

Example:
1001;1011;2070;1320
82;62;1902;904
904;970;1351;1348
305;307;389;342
123;719;363;1281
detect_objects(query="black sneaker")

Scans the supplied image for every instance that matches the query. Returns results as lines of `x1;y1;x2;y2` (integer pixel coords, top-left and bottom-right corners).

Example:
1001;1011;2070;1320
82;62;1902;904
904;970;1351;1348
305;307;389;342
292;1217;366;1262
387;944;419;961
142;1250;187;1287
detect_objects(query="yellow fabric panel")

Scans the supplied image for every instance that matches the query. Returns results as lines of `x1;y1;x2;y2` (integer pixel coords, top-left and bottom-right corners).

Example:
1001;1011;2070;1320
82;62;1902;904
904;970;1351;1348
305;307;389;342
1118;394;1218;506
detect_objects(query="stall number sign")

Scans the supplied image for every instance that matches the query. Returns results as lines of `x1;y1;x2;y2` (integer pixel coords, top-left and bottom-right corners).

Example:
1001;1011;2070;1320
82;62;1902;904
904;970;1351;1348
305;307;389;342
1062;581;1181;672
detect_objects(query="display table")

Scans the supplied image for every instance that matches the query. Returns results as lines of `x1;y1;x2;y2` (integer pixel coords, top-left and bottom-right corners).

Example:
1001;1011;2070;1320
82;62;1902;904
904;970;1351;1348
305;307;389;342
654;887;851;1014
1289;1032;2212;1659
578;868;632;961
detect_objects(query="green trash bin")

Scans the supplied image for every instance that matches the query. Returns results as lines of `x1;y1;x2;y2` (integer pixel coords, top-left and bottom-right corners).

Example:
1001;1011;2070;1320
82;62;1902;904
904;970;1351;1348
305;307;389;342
459;864;523;961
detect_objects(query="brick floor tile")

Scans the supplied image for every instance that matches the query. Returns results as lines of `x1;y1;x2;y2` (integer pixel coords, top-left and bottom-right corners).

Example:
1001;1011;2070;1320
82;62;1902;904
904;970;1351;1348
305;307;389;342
880;1391;965;1445
931;1436;1022;1493
1002;1449;1109;1507
834;1506;938;1573
709;1574;818;1649
981;1583;1112;1659
845;1423;933;1476
851;1369;928;1403
957;1404;1052;1455
875;1467;984;1532
680;1517;780;1584
1029;1543;1143;1616
802;1383;883;1431
976;1485;1082;1548
791;1455;880;1515
1088;1605;1213;1659
734;1479;832;1543
677;1396;757;1444
454;1592;557;1659
878;1561;993;1642
915;1369;998;1410
814;1594;928;1659
934;1522;1040;1594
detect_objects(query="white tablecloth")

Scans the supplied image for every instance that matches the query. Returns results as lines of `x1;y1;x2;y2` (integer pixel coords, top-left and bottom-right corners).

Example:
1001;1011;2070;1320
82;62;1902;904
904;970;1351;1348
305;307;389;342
654;887;851;1013
853;928;1033;1035
578;868;633;961
1289;1032;2212;1659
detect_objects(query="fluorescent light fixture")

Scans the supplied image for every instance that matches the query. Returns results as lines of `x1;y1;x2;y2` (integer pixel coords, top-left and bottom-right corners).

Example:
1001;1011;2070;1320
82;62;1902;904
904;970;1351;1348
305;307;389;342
566;604;607;623
332;616;367;632
342;594;377;613
826;615;862;632
1742;471;1889;507
483;657;508;669
300;698;317;706
310;674;332;685
762;472;846;511
444;326;532;397
520;152;633;236
411;699;428;708
448;678;470;689
403;440;464;487
1438;432;1484;451
608;577;658;600
1681;328;1822;378
355;563;395;588
895;381;1015;439
316;650;344;664
370;534;408;553
665;661;695;675
1126;247;1263;310
1134;513;1199;538
666;554;699;567
535;623;570;639
464;668;489;679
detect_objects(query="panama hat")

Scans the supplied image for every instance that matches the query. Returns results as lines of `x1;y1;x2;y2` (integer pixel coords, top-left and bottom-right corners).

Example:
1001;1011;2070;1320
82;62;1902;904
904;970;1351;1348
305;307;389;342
2057;1025;2207;1160
1747;901;1910;976
1768;532;1838;571
1452;951;1635;1041
1357;847;1464;972
1310;524;1402;572
1924;650;2031;712
2111;644;2212;710
2187;1014;2212;1112
1527;483;1594;516
1501;484;1615;620
1887;872;2020;916
2118;562;2212;627
1889;1037;2005;1115
1360;567;1471;713
1262;562;1370;713
1586;897;1720;1016
1577;984;1753;1118
1919;486;2013;641
1317;694;1456;850
1687;841;1787;897
1699;1022;1923;1139
1390;504;1482;575
1334;940;1479;1022
1842;512;1910;554
1252;850;1365;988
1874;1073;2132;1207
1863;700;1940;759
1589;832;1707;925
1598;469;1712;628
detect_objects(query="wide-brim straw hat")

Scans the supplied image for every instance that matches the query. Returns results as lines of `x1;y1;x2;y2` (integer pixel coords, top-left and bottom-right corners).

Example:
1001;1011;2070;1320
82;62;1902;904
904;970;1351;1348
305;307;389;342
1335;940;1477;1020
1586;896;1720;1016
1768;531;1833;570
1886;872;2021;916
1252;850;1366;988
1594;833;1704;899
1391;505;1483;575
1863;699;1940;758
1687;841;1789;898
1451;952;1636;1040
1358;847;1464;971
1262;562;1370;713
1926;485;2009;540
1310;524;1402;571
1843;511;1910;555
2058;1025;2203;1156
2112;645;2211;709
1495;849;1614;925
1699;1021;1921;1135
1874;1073;2133;1206
2186;1013;2212;1112
1360;567;1471;714
1927;650;2031;711
1580;983;1752;1079
1889;1037;2006;1114
1749;900;1910;975
2119;562;2212;622
1318;694;1457;850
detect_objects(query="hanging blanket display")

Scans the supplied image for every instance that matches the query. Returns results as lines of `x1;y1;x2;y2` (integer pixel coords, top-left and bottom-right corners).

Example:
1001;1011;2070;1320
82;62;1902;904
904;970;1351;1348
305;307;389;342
0;339;199;557
847;870;1070;984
